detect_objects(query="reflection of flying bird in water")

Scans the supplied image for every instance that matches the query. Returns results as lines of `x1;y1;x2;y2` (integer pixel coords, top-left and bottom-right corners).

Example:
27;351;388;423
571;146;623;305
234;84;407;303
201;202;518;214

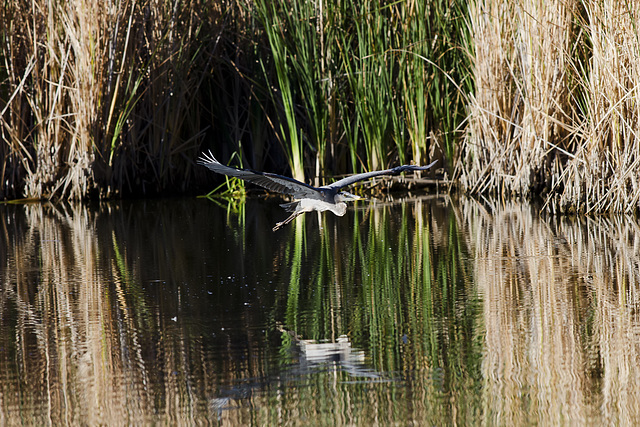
198;151;437;231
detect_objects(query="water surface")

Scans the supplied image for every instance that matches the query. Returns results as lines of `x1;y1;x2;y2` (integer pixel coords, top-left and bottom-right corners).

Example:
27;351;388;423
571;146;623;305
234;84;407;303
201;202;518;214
0;196;639;425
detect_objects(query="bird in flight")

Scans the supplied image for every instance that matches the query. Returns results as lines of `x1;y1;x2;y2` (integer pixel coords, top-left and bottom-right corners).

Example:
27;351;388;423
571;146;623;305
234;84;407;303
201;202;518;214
198;151;437;231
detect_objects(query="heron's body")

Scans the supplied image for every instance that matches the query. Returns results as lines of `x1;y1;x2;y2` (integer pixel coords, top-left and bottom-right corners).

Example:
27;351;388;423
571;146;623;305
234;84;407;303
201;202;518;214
198;151;437;231
276;198;348;230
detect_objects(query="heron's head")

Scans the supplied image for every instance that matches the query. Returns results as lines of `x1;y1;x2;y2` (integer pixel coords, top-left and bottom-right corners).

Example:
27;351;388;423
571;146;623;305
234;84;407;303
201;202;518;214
336;191;363;203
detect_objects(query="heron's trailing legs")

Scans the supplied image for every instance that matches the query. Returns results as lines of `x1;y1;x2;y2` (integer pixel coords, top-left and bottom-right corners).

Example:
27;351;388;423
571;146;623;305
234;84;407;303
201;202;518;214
272;211;303;232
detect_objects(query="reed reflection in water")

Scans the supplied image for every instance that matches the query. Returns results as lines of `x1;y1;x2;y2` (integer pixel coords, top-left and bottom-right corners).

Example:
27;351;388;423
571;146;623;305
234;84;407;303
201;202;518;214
463;199;640;425
2;196;640;424
0;196;477;425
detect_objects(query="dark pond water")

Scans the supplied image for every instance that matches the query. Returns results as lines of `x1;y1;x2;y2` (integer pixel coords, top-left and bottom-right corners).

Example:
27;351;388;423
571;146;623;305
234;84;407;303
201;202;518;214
1;195;639;425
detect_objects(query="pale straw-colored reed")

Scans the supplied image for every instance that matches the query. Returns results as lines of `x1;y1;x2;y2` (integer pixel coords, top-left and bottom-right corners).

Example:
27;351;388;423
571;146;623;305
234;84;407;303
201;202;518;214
461;0;640;213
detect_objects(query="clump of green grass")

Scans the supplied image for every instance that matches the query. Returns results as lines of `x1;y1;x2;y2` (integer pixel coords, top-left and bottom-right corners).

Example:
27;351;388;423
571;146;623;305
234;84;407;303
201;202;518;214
250;0;470;184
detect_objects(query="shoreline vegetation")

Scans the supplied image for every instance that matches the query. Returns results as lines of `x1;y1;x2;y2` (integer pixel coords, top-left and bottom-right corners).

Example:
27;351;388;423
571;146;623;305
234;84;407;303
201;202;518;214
1;1;639;214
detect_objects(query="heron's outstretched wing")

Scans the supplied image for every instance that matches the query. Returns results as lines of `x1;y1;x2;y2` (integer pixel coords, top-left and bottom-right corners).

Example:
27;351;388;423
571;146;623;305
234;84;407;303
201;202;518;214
323;160;438;191
198;151;322;199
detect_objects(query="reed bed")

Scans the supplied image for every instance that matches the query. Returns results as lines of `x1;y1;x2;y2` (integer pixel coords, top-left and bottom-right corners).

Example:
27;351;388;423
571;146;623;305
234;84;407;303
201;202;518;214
460;0;640;213
5;0;640;211
0;0;235;199
561;1;640;213
250;0;470;182
1;0;466;200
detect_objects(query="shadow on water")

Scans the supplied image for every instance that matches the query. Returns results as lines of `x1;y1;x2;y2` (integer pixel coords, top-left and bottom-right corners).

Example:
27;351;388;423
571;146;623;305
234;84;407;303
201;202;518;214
1;195;639;424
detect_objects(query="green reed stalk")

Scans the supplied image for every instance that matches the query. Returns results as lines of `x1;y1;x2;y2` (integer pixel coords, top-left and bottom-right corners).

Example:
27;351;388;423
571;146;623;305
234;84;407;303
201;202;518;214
253;0;348;184
339;2;394;171
285;0;332;185
255;0;307;182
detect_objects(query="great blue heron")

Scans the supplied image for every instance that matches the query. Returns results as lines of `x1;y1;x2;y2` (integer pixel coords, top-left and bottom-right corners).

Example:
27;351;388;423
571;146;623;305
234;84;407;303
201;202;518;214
198;151;437;231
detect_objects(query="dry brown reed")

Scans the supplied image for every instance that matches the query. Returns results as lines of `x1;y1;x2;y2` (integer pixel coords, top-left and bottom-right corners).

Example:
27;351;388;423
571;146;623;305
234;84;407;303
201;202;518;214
1;0;224;200
461;0;640;213
461;197;640;424
461;0;576;198
559;1;640;213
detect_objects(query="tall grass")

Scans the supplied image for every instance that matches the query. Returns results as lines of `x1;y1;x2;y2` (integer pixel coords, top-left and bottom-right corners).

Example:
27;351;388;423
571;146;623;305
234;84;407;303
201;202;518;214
334;0;470;173
461;0;576;197
560;1;640;213
5;0;640;211
253;0;338;182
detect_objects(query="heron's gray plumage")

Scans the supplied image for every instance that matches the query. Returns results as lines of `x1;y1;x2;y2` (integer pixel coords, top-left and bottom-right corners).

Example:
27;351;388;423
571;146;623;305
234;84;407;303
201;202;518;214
198;151;437;231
